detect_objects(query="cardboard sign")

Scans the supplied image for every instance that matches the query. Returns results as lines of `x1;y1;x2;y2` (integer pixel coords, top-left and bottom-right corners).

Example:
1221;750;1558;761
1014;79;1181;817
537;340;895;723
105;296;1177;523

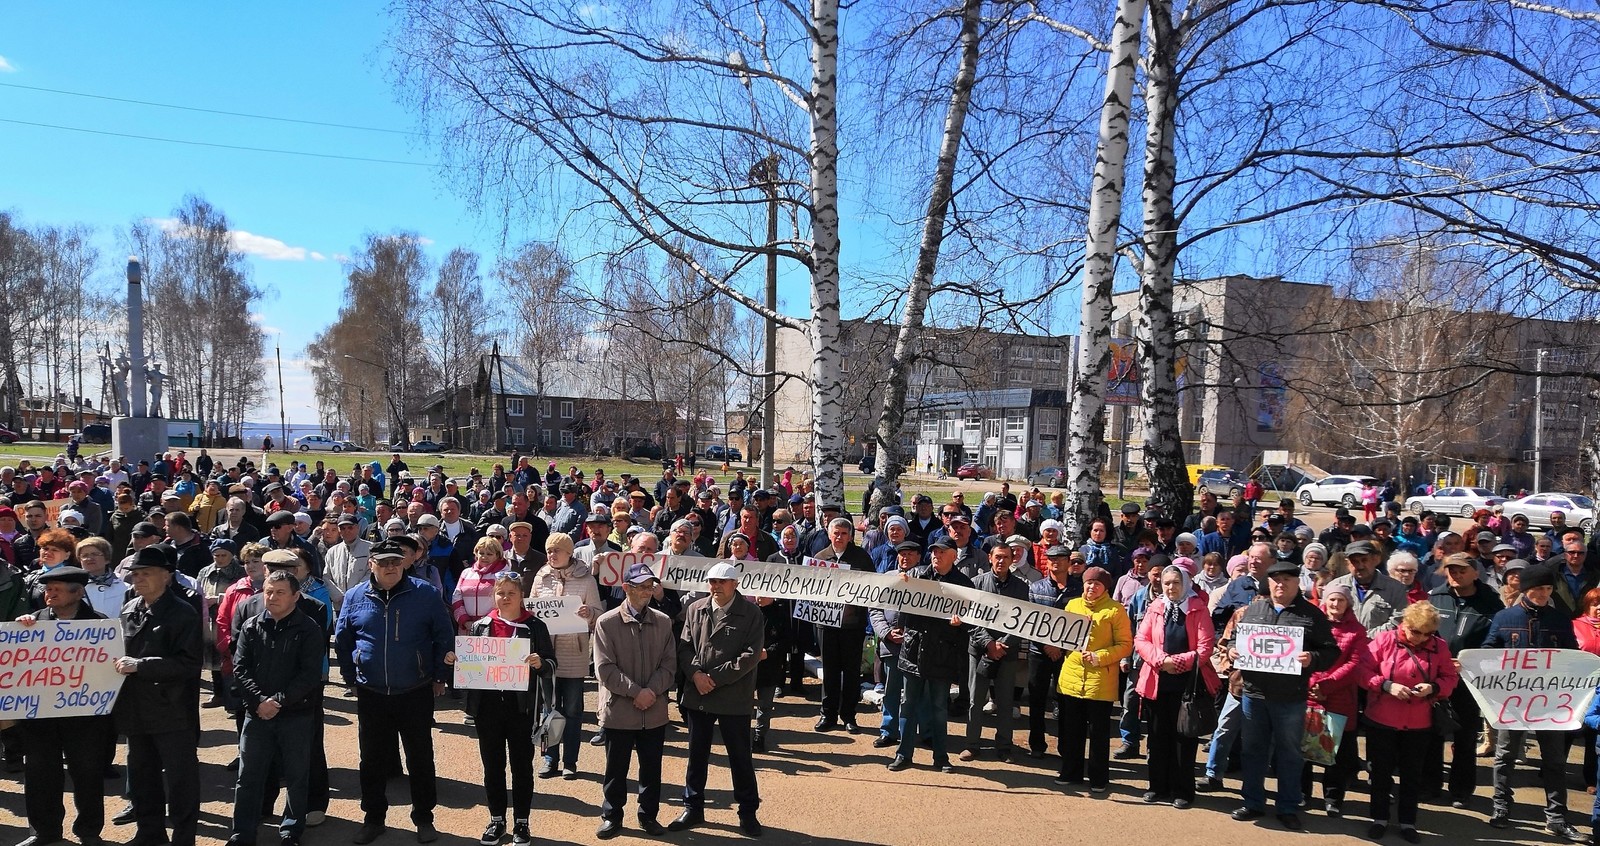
602;553;1092;650
452;636;530;691
792;556;847;629
523;595;588;636
1233;623;1306;675
0;619;125;719
1458;648;1600;731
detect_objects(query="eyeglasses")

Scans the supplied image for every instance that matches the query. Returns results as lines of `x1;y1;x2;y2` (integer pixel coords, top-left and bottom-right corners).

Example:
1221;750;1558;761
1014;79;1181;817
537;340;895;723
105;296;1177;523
941;511;960;518
1389;568;1417;575
1410;628;1438;637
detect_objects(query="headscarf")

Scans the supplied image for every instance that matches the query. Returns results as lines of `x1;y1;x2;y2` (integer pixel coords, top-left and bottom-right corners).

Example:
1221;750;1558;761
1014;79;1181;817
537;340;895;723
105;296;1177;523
1160;564;1198;619
1227;553;1249;577
369;460;386;492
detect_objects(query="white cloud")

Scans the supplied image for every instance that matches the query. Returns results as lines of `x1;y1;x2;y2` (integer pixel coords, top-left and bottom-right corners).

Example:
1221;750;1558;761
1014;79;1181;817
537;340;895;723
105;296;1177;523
148;217;327;262
0;56;15;73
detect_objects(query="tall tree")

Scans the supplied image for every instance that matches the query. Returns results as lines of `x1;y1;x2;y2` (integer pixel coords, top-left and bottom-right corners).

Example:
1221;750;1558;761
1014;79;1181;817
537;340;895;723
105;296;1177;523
496;241;583;454
422;247;492;446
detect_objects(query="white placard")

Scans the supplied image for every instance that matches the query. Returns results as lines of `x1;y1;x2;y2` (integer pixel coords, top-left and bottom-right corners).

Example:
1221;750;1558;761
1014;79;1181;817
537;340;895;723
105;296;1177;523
453;636;530;691
1233;623;1306;675
1459;648;1600;731
0;619;125;718
523;595;588;636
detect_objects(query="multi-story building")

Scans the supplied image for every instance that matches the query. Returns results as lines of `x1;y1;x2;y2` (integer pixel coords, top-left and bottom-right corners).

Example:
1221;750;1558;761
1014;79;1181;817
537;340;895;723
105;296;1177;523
771;319;1074;470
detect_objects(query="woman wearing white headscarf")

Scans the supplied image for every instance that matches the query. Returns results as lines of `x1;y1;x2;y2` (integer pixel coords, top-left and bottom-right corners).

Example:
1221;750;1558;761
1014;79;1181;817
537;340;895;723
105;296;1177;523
1133;563;1219;808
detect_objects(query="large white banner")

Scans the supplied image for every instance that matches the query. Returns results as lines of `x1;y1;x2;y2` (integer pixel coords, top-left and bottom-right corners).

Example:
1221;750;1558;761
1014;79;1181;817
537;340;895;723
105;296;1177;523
1459;648;1600;731
596;552;1091;650
0;619;125;719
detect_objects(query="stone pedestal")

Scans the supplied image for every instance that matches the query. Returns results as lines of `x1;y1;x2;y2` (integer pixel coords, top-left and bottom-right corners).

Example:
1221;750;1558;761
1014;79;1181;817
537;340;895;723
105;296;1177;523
112;417;167;465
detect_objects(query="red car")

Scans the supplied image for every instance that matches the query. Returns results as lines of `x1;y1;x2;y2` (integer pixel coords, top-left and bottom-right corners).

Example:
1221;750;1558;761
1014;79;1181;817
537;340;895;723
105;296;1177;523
0;425;17;444
955;462;994;480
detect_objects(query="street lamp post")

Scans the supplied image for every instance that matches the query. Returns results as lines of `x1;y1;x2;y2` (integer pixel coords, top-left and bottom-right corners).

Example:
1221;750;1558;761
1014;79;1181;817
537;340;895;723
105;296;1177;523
1535;348;1546;492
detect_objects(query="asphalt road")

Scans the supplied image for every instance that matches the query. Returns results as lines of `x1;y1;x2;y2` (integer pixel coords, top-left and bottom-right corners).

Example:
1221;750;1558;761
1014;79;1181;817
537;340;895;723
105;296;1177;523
0;671;1592;846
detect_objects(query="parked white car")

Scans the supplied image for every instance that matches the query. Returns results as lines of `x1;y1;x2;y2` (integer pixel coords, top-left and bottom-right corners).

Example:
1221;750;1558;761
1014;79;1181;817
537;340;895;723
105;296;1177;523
1505;492;1597;530
1293;475;1380;508
293;434;344;452
1405;486;1506;517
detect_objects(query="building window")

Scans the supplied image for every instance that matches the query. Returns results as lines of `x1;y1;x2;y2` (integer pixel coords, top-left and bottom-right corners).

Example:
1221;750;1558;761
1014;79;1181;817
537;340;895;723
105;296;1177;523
560;429;575;448
1005;411;1027;432
540;429;551;446
1009;370;1030;385
507;427;525;446
560;401;574;419
965;411;982;428
506;398;525;417
1042;346;1062;363
982;418;1001;439
539;399;552;419
1036;411;1059;438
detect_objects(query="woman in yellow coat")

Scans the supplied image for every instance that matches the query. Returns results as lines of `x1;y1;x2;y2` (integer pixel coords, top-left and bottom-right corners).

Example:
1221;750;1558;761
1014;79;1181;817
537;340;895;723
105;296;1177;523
1055;566;1133;791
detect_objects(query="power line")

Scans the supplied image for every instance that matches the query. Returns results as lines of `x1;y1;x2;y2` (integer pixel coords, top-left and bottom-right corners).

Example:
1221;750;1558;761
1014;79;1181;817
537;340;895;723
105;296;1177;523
0;81;420;136
0;117;439;168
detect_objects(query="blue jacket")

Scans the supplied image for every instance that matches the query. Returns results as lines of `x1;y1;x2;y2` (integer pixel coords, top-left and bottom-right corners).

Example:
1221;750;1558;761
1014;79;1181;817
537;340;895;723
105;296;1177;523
1482;597;1579;651
1582;688;1600;732
1394;530;1430;559
1211;573;1263;632
1198;530;1248;561
334;575;454;695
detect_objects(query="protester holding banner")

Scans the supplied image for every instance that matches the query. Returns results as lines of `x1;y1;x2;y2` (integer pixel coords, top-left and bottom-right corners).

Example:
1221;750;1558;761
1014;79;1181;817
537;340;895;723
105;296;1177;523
1055;566;1132;792
115;545;204;846
528;531;601;779
1425;551;1502;807
1298;582;1366;818
13;566;116;846
447;571;556;846
1359;602;1459;842
593;562;678;839
869;541;920;752
1227;555;1339;831
888;535;974;773
964;540;1030;761
810;517;874;733
766;525;812;698
1482;563;1587;839
1026;546;1081;758
1133;562;1218;808
229;570;326;846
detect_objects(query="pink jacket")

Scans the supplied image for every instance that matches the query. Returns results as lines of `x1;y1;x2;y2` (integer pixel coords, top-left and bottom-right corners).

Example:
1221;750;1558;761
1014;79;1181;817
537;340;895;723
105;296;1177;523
1134;594;1220;700
1307;612;1368;719
1359;629;1460;731
451;558;509;631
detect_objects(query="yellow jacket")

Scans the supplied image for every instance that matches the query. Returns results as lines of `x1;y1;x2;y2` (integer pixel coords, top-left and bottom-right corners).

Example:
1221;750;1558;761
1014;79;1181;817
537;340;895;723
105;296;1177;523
1057;593;1133;701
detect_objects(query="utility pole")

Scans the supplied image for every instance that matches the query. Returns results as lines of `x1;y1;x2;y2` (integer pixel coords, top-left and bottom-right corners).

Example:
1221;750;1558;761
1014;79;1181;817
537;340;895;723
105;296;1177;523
1534;348;1546;492
277;344;287;452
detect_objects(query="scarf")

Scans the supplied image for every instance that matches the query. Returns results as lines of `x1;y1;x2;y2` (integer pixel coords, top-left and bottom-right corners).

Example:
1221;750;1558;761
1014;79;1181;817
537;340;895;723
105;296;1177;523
1160;564;1197;624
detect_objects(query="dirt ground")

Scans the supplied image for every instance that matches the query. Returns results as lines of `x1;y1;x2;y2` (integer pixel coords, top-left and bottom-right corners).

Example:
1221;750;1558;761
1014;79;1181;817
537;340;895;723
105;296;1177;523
0;672;1593;846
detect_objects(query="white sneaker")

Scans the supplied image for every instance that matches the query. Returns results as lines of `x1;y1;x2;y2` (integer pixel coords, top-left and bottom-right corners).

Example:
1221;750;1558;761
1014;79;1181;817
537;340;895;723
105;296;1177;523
982;701;996;714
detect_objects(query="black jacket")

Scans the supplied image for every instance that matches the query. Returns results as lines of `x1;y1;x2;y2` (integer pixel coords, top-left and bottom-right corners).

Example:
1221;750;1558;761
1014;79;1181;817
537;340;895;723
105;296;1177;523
809;543;875;630
897;564;975;681
114;589;203;736
1428;581;1502;655
1236;593;1340;702
464;614;557;717
232;607;326;716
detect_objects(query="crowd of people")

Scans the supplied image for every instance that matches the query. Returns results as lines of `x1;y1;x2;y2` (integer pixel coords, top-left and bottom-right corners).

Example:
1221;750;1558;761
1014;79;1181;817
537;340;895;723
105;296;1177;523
3;448;1600;845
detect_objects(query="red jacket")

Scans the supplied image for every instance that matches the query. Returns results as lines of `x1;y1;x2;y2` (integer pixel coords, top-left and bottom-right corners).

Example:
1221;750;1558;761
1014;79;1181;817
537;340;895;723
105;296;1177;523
1307;612;1368;718
1575;616;1600;656
1359;629;1459;731
1133;594;1220;700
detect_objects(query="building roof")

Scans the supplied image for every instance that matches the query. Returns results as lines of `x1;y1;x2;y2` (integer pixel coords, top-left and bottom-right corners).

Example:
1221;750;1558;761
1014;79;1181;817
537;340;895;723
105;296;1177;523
485;356;612;400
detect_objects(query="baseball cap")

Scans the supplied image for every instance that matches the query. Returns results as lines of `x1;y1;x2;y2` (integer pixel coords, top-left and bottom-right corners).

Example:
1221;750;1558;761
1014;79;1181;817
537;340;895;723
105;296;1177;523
262;549;302;568
625;562;660;585
370;540;407;562
416;514;441;528
131;522;163;539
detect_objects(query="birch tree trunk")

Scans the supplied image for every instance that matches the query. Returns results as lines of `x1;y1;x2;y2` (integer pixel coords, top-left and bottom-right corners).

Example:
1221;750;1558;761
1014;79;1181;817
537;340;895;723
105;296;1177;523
1135;0;1193;522
866;0;984;521
1065;0;1148;543
808;0;848;511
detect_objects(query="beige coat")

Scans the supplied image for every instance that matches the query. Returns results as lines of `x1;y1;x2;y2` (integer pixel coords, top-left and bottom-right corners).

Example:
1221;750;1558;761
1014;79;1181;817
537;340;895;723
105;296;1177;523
592;603;677;730
528;558;604;679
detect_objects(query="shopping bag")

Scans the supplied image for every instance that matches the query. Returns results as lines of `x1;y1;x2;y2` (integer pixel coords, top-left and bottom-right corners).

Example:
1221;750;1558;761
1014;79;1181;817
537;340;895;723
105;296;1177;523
1302;703;1346;766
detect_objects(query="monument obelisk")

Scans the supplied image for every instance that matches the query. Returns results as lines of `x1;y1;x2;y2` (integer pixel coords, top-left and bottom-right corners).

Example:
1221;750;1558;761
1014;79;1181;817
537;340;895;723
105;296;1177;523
110;257;166;464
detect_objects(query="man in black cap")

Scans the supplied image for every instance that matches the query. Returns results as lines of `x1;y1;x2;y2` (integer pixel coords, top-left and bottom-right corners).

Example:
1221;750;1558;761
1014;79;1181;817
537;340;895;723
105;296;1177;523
574;509;622;571
888;535;974;773
1025;546;1082;757
1112;502;1145;551
14;567;116;846
265;510;323;580
1226;555;1339;831
1482;564;1586;840
115;547;203;846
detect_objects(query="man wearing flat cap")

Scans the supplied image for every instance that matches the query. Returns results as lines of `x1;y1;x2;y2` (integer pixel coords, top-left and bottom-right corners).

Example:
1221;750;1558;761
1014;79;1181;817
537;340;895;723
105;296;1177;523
1326;540;1410;635
116;547;204;846
14;567;116;846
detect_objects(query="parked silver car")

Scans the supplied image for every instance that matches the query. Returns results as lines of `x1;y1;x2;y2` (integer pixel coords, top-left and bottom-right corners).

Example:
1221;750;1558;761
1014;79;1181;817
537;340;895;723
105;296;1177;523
1505;492;1597;530
1405;486;1505;517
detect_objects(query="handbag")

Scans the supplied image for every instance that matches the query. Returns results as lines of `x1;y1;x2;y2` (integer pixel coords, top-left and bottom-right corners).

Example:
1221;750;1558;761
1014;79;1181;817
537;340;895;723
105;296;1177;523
1302;702;1347;766
536;706;567;753
1400;644;1459;737
1176;664;1217;739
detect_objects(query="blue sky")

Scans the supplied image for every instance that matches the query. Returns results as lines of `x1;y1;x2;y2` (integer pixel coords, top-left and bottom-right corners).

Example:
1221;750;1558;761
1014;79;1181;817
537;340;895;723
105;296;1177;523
0;3;955;428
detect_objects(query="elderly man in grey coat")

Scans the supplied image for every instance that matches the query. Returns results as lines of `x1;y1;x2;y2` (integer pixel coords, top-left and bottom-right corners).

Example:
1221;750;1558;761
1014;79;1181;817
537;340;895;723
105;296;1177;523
669;561;765;837
593;562;677;841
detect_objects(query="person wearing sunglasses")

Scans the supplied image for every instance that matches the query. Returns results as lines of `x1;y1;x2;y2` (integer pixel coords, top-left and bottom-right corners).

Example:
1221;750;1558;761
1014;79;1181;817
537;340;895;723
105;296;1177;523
444;569;556;846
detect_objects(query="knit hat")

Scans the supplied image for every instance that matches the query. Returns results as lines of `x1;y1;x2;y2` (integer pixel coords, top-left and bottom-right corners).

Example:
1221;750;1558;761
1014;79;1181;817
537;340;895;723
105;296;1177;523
1082;566;1113;589
1520;564;1557;590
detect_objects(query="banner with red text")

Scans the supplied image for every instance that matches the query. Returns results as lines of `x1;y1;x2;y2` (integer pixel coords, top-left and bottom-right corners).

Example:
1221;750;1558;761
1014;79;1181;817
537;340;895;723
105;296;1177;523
1458;648;1600;731
0;619;125;719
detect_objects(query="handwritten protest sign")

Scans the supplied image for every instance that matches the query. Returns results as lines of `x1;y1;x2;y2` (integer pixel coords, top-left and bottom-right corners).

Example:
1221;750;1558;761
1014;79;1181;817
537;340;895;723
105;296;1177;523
523;596;587;636
1459;648;1600;731
0;619;125;719
792;557;847;629
453;636;530;691
596;552;1091;650
1232;623;1305;675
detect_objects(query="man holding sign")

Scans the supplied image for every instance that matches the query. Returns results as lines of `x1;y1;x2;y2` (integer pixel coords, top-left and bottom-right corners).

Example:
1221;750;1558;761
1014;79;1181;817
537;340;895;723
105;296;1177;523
1226;556;1339;831
13;567;117;846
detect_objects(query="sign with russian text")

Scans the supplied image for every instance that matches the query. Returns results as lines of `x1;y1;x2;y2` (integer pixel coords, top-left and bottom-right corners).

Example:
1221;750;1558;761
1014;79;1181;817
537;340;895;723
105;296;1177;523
453;636;530;691
1233;623;1305;675
0;619;125;719
598;552;1091;650
523;596;588;636
792;556;846;629
1459;648;1600;731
